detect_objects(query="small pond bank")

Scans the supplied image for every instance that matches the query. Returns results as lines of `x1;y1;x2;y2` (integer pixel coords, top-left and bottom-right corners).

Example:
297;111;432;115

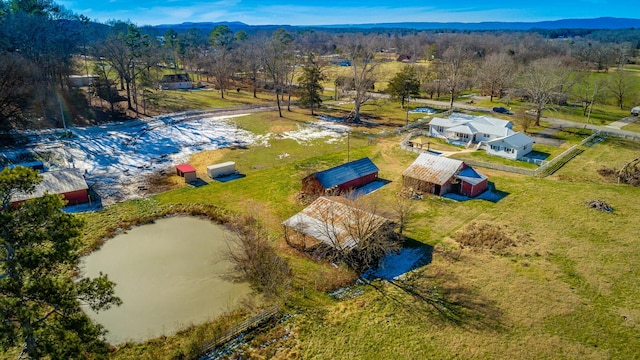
79;216;252;344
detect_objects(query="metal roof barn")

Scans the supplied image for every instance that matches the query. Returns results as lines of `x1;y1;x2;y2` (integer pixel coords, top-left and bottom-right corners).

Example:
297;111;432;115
402;153;488;197
282;196;390;250
11;168;89;205
302;157;379;196
402;154;464;186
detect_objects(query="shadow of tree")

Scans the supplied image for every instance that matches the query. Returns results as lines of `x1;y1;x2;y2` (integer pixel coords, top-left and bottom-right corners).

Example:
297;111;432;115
365;268;505;331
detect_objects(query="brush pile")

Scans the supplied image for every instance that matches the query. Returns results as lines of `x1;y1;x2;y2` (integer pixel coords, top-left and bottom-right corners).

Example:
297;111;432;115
585;199;613;212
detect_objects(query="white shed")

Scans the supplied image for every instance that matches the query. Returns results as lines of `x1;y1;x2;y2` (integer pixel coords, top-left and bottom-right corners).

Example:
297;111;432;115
207;162;236;178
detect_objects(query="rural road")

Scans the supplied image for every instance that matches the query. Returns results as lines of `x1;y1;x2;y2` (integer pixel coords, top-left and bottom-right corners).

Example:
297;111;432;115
407;97;640;139
326;88;640;139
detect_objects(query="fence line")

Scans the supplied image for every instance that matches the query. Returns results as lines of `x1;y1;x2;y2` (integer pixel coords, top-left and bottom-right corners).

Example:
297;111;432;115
197;305;279;359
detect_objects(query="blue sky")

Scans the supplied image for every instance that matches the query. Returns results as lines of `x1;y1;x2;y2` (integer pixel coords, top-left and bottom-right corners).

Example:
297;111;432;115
59;0;636;27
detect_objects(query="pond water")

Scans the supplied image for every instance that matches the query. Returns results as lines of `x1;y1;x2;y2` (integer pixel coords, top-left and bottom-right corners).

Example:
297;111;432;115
79;216;252;344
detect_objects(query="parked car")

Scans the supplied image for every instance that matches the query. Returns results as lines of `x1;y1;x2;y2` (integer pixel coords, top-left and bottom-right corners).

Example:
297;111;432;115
492;107;511;114
632;106;640;116
525;109;539;116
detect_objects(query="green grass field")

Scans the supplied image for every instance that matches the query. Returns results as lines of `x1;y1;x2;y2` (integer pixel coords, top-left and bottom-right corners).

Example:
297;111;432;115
62;107;640;360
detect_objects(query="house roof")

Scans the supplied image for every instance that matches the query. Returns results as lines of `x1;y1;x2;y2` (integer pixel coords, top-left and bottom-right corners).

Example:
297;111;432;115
431;113;513;137
282;196;389;249
11;168;88;203
446;124;475;135
471;123;514;138
176;164;197;173
402;153;464;185
488;132;534;148
314;157;379;189
455;166;488;186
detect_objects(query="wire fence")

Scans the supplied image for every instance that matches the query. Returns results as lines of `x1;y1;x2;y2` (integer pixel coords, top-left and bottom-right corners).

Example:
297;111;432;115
197;305;279;359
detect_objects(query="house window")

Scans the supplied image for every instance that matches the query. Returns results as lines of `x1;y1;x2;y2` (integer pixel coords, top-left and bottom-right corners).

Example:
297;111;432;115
506;148;514;153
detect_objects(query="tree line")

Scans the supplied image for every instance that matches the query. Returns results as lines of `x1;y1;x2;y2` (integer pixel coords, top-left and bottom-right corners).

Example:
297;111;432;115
1;0;640;131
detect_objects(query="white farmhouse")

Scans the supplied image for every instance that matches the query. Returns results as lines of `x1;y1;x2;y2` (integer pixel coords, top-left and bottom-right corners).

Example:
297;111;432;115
428;113;513;145
486;132;535;160
427;113;534;160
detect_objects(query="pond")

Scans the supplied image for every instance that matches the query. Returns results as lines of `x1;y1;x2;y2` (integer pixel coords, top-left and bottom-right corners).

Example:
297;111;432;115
79;216;252;344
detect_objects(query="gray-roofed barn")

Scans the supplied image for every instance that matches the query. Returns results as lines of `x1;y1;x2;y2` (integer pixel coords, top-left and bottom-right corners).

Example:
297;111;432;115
302;157;379;196
11;168;90;205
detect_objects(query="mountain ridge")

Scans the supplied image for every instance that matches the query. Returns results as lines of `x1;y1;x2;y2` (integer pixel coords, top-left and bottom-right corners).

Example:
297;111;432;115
151;17;640;33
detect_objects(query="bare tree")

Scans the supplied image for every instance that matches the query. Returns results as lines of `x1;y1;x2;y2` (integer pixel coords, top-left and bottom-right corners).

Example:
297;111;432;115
261;29;294;117
606;68;633;110
0;53;35;129
477;52;517;102
207;48;236;99
224;215;292;300
342;34;379;123
391;192;417;236
439;44;475;109
518;57;572;126
238;37;264;98
303;196;399;273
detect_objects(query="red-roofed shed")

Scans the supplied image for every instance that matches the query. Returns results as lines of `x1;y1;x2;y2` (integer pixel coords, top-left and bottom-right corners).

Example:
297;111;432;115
176;164;197;183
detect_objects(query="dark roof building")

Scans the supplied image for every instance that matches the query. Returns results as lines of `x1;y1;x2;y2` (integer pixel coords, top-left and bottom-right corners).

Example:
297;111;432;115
302;157;379;196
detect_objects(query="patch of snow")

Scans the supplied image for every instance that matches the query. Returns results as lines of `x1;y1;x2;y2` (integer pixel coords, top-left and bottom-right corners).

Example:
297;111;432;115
280;121;348;145
364;247;432;281
3;113;348;206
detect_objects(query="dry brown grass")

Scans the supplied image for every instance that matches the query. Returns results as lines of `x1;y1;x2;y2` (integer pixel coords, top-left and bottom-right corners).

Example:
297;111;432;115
454;221;532;254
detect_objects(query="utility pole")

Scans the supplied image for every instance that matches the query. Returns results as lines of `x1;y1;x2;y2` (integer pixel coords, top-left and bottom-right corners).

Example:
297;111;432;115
347;130;350;163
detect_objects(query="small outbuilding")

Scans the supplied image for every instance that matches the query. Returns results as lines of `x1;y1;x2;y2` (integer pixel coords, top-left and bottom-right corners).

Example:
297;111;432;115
175;164;197;183
207;162;236;178
10;168;89;206
402;153;488;197
159;74;192;90
69;74;99;87
302;157;379;196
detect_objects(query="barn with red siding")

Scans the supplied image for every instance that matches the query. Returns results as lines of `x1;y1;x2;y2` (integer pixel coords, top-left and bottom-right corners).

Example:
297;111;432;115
402;153;488;198
302;157;379;196
10;168;90;206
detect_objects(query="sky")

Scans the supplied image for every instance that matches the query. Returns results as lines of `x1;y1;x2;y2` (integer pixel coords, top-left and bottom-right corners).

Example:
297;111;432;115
58;0;636;27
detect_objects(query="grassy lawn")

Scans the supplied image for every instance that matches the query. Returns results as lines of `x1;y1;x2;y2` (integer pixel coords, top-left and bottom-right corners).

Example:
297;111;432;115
59;107;640;359
622;117;640;132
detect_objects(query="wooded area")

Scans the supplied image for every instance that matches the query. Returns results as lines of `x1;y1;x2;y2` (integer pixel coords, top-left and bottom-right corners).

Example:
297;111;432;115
1;0;640;132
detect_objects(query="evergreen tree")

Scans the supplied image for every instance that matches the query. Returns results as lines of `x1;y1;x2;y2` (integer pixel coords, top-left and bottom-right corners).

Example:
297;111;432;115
0;167;121;359
387;65;421;109
297;54;325;116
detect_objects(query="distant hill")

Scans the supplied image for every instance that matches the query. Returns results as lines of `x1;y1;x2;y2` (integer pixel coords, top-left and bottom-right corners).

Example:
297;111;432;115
152;21;295;35
151;17;640;34
320;17;640;31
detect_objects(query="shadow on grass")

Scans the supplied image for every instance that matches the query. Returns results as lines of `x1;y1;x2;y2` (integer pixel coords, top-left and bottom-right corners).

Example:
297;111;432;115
348;178;392;198
212;173;246;183
366;267;504;331
443;182;509;203
363;237;432;281
188;178;209;187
